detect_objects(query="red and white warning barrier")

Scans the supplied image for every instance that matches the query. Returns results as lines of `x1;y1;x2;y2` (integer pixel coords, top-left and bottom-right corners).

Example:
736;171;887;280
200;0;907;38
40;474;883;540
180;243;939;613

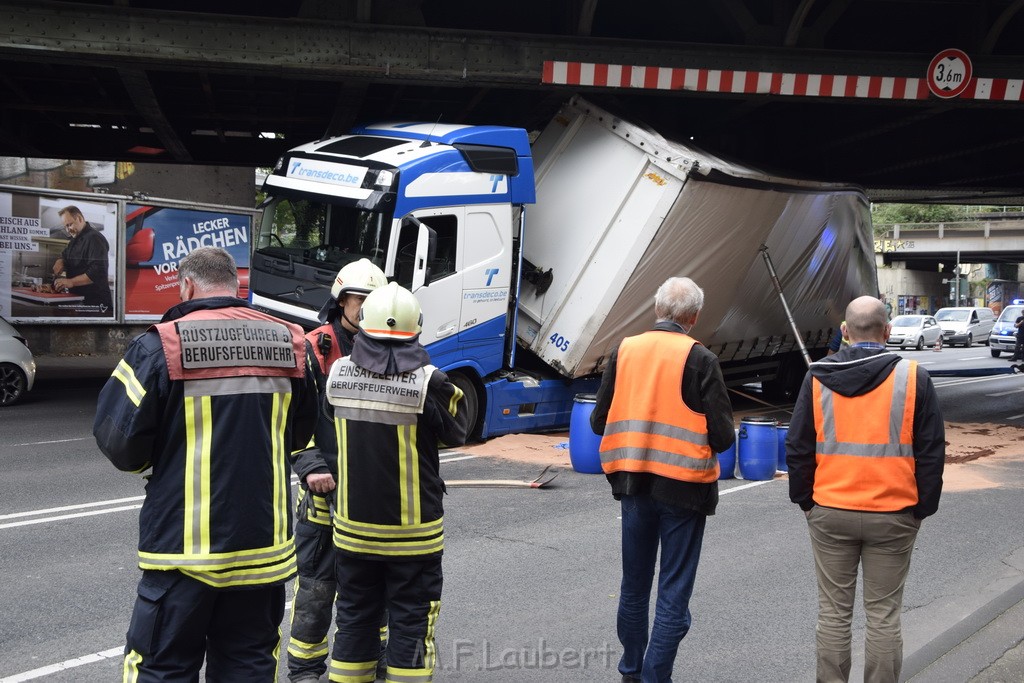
541;60;1024;102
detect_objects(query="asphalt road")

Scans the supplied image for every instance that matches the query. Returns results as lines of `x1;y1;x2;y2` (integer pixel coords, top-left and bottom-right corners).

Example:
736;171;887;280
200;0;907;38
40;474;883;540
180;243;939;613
0;345;1022;682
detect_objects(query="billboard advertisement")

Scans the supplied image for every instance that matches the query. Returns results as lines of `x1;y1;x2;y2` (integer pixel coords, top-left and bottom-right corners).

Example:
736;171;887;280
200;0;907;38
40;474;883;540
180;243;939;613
1;190;118;321
124;204;251;321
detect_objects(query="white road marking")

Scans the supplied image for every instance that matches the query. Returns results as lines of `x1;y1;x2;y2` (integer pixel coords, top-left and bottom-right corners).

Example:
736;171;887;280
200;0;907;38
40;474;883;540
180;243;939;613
8;437;92;447
0;496;145;520
0;647;125;683
986;388;1024;397
0;505;143;530
0;600;297;682
720;479;776;494
1;458;477;529
4;458;763;682
934;374;1021;388
440;454;479;463
1008;413;1024;420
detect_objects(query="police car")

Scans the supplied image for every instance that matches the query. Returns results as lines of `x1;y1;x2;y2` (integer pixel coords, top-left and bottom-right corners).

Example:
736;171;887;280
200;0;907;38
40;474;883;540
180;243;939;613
990;299;1024;358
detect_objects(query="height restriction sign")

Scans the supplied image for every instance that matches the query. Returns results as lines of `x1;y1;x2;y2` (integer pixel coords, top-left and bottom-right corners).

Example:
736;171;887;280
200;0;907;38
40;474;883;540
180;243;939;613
927;48;973;98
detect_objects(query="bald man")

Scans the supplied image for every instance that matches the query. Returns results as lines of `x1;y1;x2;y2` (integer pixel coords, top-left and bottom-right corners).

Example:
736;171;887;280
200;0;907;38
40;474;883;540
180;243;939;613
786;295;945;683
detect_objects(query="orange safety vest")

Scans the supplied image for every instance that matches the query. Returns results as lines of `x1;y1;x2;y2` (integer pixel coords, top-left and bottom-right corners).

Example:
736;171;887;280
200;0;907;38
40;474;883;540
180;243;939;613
812;358;918;511
599;331;718;483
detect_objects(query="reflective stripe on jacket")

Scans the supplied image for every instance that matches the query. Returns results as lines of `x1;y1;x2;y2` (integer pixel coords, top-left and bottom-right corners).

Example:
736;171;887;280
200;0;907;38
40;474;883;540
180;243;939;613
292;320;354;506
599;331;718;483
812;358;919;511
138;307;305;586
326;358;445;558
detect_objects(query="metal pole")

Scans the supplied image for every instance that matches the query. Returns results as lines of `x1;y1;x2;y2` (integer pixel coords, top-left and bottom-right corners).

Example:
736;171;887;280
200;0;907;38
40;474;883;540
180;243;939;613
954;249;961;305
507;205;526;369
759;244;812;368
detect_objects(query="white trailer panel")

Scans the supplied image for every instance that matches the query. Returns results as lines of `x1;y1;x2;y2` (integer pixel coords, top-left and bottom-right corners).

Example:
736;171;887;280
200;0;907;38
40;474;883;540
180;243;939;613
517;97;876;379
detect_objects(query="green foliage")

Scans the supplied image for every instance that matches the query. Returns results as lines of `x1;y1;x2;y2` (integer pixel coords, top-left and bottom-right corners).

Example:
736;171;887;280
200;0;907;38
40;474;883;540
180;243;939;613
871;203;972;226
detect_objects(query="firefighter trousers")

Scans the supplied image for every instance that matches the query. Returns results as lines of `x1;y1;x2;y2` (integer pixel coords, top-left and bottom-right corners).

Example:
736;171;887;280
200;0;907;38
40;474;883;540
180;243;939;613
329;553;442;683
122;569;285;683
287;495;336;681
288;493;387;682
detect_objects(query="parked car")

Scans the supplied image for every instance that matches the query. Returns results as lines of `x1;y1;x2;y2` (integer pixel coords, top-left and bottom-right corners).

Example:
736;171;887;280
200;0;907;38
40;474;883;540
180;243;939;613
886;314;943;350
990;304;1024;358
933;306;996;347
0;315;36;406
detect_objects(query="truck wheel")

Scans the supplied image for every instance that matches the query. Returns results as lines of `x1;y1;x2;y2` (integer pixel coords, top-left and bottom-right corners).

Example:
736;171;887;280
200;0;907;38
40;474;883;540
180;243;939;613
449;371;482;442
992;349;1001;358
0;363;27;407
915;336;924;350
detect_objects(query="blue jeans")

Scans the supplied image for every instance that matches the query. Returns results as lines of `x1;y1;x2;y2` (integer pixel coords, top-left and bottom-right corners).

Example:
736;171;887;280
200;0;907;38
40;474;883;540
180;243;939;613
617;495;707;683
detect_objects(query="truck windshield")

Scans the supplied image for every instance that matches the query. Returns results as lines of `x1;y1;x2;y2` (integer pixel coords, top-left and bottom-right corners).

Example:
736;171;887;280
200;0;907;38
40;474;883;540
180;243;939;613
254;196;392;270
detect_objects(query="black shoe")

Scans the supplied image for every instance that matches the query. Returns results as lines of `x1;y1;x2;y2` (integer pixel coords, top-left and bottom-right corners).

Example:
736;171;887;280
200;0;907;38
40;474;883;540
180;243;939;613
621;676;641;682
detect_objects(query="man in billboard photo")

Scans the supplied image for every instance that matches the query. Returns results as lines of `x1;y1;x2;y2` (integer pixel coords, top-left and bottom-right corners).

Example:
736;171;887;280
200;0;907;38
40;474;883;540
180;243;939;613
52;205;113;311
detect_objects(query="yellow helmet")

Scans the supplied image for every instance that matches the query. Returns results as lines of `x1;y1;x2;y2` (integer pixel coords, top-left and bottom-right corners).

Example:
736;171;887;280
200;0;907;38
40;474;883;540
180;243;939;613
359;282;423;341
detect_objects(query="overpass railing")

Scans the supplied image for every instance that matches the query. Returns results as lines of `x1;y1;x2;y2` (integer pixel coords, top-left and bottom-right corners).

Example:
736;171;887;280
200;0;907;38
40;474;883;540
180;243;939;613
875;219;1024;240
874;219;1024;253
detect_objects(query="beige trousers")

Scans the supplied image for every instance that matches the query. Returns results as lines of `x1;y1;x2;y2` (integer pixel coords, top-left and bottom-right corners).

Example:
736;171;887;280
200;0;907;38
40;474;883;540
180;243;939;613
806;506;921;683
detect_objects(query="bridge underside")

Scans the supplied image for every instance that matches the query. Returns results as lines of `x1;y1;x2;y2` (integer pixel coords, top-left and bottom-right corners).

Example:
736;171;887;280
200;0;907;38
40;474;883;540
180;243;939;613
0;0;1022;202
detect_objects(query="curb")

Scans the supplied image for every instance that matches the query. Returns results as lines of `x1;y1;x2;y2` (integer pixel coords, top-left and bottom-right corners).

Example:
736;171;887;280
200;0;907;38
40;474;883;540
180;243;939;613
903;576;1024;682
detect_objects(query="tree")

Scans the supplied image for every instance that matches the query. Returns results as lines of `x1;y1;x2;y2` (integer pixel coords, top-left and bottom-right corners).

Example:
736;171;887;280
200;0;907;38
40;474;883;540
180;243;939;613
871;203;972;228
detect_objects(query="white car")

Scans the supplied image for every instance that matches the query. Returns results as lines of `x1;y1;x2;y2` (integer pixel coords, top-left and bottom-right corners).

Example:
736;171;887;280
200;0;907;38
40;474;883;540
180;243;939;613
0;315;36;406
886;314;942;350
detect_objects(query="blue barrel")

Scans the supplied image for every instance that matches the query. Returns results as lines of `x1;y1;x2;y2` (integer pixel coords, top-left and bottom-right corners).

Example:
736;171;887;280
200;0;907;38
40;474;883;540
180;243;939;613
776;422;790;473
738;417;778;481
569;394;604;474
715;438;736;480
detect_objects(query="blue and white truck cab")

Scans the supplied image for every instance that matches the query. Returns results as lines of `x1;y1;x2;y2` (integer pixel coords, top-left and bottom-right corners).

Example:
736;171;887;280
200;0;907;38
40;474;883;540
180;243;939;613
250;121;592;438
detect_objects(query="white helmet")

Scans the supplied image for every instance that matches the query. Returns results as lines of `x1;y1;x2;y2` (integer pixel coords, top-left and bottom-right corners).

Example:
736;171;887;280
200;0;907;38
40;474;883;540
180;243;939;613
359;282;423;341
318;258;387;323
331;258;387;300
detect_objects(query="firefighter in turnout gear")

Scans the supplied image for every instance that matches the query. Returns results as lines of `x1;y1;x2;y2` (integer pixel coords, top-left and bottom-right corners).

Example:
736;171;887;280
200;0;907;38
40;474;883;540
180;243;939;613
325;282;470;683
93;247;317;682
288;258;388;683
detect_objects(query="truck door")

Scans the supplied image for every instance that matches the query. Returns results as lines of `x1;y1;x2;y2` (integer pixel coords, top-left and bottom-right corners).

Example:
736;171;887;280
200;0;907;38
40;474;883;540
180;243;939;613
391;208;464;351
459;204;512;350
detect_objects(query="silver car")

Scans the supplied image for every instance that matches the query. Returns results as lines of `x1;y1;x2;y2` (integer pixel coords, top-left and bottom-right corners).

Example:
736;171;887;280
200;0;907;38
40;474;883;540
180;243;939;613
0;315;36;406
886;314;942;350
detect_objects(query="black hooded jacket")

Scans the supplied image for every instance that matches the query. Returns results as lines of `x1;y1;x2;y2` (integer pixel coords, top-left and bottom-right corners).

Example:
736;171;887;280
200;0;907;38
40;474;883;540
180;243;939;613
786;346;945;518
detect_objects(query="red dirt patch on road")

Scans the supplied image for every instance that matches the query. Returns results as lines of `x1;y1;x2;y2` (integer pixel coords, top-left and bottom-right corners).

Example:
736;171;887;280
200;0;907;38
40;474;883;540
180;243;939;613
450;422;1024;493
